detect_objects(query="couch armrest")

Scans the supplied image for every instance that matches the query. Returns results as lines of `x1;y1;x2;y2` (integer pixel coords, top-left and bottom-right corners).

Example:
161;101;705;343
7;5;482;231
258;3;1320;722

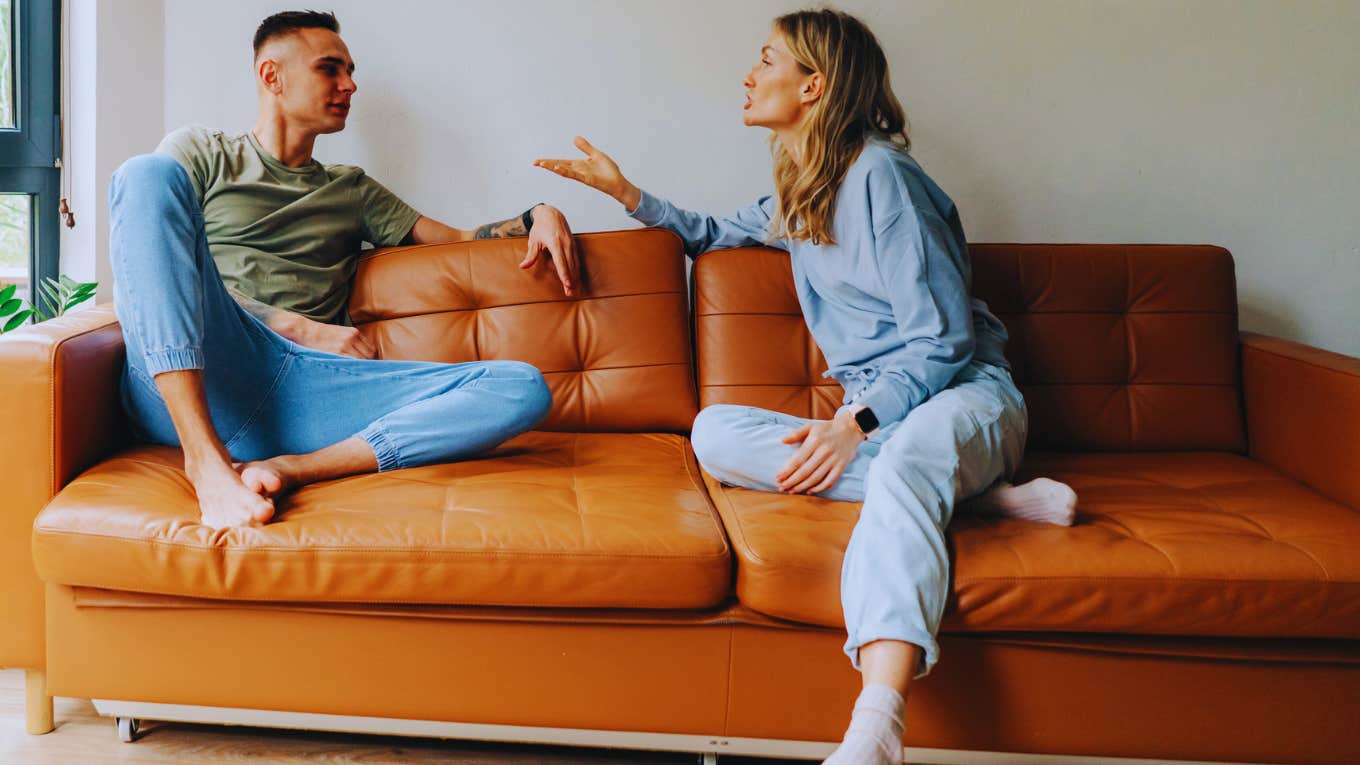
0;305;125;669
1241;332;1360;510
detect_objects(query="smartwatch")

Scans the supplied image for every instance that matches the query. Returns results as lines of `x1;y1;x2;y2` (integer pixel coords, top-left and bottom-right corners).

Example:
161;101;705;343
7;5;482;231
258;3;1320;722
520;203;543;235
853;406;880;438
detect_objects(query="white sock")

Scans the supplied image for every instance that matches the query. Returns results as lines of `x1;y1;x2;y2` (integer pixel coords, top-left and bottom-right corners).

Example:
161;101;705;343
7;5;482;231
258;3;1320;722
823;684;905;765
964;477;1078;526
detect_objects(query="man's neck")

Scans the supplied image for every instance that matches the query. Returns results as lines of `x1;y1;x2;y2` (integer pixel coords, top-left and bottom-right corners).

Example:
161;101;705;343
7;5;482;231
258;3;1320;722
251;119;318;168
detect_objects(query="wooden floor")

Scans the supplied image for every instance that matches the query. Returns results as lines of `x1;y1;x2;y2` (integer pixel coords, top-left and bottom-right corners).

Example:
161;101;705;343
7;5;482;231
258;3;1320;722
0;670;795;764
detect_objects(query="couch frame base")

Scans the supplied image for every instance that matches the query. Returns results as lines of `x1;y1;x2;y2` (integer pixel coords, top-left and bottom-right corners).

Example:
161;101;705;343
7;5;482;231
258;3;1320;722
90;699;1252;765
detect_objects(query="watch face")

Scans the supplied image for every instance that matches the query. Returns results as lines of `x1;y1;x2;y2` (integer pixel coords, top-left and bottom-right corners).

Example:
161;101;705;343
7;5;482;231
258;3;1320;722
855;407;879;434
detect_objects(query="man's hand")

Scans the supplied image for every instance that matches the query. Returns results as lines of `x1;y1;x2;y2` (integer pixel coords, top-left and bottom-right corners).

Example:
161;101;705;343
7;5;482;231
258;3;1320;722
276;313;378;359
521;204;580;297
776;408;867;495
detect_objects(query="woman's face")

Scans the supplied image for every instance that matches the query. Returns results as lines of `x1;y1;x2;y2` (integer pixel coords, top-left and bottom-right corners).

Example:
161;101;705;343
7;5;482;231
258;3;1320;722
743;31;818;131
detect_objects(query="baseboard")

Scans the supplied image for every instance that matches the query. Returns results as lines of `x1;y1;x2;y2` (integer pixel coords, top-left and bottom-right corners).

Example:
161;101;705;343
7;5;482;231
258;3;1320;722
90;699;1260;764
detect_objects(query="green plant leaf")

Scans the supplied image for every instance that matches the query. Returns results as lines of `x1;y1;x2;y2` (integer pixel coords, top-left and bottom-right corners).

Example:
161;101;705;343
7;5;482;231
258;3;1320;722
0;298;20;315
39;281;61;308
59;275;77;290
0;284;15;303
64;293;95;312
4;309;33;332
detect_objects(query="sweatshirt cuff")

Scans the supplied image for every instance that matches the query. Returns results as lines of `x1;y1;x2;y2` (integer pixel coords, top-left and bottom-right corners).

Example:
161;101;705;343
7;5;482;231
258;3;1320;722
627;189;667;226
855;379;914;429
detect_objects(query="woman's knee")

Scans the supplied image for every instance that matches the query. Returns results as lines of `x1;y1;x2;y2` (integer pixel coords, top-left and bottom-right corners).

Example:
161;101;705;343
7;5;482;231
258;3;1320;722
689;405;747;474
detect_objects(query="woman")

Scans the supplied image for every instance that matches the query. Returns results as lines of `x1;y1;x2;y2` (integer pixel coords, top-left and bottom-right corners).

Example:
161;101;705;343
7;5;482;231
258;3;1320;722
537;9;1075;764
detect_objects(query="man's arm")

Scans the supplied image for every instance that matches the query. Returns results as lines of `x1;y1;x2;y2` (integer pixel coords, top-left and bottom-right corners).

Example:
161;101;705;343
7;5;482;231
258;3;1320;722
403;207;580;297
229;287;294;333
401;212;528;244
228;288;377;359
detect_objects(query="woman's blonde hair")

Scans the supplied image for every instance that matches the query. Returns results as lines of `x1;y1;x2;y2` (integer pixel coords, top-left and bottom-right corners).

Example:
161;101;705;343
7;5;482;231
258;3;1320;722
770;8;909;245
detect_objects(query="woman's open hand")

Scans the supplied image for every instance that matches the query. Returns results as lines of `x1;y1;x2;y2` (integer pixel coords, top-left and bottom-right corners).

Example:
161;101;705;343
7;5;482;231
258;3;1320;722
776;409;867;495
535;136;641;211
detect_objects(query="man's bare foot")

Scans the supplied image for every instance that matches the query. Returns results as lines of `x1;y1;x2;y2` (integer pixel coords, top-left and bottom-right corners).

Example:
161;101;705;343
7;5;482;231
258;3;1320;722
962;477;1078;526
185;457;276;529
237;457;294;499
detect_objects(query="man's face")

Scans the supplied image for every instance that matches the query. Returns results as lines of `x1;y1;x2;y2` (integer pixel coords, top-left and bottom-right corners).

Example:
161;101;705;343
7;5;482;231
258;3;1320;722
259;28;357;135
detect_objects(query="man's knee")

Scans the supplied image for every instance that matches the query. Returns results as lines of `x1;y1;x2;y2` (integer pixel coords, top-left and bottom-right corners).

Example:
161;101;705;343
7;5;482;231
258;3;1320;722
690;405;747;474
110;154;195;211
486;361;551;429
521;368;552;426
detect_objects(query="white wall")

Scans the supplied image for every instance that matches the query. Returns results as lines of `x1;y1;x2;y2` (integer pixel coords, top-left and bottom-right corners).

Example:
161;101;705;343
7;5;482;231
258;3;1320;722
123;0;1356;356
62;0;164;300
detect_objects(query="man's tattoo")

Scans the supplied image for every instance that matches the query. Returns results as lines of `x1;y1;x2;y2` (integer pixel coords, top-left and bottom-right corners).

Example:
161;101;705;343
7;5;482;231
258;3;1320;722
229;288;283;325
472;216;529;239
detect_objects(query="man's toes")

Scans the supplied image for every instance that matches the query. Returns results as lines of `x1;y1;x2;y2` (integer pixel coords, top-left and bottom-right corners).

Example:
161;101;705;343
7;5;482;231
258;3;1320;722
250;497;276;525
240;464;284;497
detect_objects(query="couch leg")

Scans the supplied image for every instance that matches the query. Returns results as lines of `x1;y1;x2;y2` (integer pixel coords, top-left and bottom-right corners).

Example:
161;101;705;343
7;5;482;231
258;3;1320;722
700;754;718;764
25;669;54;735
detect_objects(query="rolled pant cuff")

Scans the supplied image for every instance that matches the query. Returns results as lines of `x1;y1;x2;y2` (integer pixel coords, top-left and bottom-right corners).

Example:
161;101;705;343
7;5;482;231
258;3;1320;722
359;423;404;472
143;347;205;376
844;628;940;680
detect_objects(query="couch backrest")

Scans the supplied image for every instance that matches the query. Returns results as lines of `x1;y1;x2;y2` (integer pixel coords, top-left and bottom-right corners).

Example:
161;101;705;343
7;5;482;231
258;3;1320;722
350;230;698;433
694;244;1245;452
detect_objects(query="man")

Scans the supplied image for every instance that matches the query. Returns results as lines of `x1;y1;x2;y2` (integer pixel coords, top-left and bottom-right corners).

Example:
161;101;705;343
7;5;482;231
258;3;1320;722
110;10;566;529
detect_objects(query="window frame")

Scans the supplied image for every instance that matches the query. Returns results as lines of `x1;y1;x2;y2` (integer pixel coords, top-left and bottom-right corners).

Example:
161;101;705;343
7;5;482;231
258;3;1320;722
0;0;60;315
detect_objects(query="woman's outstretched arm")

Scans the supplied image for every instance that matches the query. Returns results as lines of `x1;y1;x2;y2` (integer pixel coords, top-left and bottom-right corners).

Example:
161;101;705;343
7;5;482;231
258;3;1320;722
536;136;781;257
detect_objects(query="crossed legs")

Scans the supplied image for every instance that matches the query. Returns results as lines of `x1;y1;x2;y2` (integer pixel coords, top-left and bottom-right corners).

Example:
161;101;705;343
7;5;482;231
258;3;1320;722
110;153;549;528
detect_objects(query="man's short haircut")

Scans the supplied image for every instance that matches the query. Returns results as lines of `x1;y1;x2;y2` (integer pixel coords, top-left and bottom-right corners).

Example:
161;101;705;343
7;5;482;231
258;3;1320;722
253;10;340;59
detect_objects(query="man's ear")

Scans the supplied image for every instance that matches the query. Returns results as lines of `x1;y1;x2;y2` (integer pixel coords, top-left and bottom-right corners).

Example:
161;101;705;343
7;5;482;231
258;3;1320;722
800;71;824;105
258;58;283;95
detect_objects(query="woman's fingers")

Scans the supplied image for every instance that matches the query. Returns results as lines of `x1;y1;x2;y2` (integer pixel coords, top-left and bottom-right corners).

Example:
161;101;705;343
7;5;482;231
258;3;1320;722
574;135;600;157
534;159;580;179
790;459;835;495
776;440;814;484
809;463;845;495
780;445;828;490
781;424;812;445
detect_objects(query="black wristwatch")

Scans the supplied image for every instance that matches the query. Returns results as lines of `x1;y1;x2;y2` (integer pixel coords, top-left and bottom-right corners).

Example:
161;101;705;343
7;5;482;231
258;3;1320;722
853;406;880;438
520;203;543;235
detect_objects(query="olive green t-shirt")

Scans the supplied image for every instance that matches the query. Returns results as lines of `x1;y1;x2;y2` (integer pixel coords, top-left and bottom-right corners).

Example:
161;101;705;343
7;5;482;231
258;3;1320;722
156;126;422;325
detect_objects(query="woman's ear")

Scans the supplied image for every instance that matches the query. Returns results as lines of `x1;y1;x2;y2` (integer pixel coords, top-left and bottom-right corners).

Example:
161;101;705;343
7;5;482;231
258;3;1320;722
800;72;824;105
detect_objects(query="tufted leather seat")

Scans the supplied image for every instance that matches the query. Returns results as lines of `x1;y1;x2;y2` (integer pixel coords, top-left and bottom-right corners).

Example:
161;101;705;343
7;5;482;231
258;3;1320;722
33;433;730;608
704;452;1360;636
694;244;1360;639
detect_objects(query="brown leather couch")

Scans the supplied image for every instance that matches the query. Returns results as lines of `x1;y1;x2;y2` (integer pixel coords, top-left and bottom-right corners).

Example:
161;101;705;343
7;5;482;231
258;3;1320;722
3;230;1357;764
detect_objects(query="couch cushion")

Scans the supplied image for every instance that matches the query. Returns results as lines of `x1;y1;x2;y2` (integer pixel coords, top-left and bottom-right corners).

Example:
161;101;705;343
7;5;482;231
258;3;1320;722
349;229;698;433
694;244;1245;451
704;452;1360;638
32;432;730;609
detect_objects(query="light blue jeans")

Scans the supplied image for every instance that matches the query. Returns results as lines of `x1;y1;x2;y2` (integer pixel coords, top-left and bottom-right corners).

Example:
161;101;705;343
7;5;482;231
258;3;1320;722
109;153;552;469
691;360;1027;678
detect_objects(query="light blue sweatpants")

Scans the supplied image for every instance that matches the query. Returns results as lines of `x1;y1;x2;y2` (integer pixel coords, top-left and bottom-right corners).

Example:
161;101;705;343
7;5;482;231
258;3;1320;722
109;153;552;469
690;360;1027;678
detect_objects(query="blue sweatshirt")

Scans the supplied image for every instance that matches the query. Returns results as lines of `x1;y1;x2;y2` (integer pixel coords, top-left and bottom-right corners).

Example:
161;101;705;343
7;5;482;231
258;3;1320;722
629;137;1010;428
